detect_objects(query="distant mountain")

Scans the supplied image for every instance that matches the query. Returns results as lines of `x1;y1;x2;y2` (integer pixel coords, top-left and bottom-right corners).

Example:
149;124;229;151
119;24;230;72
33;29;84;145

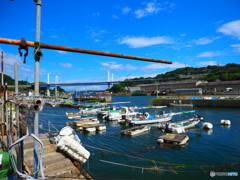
0;74;66;94
123;63;240;86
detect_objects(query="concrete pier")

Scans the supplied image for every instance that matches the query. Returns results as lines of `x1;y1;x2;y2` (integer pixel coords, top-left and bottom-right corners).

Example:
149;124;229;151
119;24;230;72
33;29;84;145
152;98;240;108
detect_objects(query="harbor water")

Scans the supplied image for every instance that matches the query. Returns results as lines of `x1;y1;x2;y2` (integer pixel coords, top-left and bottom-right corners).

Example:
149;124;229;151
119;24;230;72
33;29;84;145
39;96;240;179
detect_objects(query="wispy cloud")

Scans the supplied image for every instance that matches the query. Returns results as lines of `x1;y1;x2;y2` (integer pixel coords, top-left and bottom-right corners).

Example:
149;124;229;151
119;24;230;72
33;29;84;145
197;51;223;58
217;20;240;40
50;35;58;39
59;63;73;68
134;2;162;18
230;44;240;52
194;37;221;45
142;62;186;71
119;36;174;48
121;1;175;19
92;12;100;17
88;27;107;42
121;7;131;14
112;14;119;19
197;61;218;66
56;50;68;54
100;62;137;71
21;67;32;72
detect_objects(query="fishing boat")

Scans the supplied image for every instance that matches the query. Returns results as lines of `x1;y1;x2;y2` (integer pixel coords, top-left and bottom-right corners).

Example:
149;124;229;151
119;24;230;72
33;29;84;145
159;113;202;132
104;106;139;121
79;107;101;115
157;133;189;145
97;106;121;117
169;100;193;107
72;117;99;127
121;126;150;136
126;112;173;125
65;111;82;119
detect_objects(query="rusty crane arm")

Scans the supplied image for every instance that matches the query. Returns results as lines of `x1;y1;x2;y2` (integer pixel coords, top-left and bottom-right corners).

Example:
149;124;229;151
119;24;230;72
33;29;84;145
0;38;172;64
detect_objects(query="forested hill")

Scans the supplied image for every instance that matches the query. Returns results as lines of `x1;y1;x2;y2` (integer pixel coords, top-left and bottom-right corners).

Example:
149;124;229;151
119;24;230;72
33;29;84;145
0;74;29;85
122;63;240;87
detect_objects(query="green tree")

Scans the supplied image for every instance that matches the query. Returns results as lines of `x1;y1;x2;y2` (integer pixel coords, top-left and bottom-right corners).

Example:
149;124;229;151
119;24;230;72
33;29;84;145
109;84;126;93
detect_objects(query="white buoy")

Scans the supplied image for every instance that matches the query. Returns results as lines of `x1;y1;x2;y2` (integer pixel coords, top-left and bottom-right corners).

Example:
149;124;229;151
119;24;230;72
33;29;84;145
157;139;164;143
173;127;185;134
221;119;231;125
202;122;213;129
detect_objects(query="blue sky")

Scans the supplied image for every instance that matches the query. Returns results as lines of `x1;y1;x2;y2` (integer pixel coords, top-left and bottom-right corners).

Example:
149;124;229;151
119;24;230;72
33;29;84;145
0;0;240;90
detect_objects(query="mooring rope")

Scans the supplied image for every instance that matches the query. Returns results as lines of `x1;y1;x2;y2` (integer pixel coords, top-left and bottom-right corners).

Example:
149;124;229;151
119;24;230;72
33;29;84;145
85;144;240;169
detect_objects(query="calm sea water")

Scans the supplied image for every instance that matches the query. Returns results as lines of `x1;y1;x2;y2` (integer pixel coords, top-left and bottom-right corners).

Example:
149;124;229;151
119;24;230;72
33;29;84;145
39;96;240;180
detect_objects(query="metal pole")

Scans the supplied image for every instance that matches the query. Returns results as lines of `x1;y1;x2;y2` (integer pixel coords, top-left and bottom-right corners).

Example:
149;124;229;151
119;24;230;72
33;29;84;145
55;76;58;97
1;52;4;142
34;0;42;178
1;52;3;86
108;70;110;88
0;38;172;64
14;64;19;94
47;73;50;96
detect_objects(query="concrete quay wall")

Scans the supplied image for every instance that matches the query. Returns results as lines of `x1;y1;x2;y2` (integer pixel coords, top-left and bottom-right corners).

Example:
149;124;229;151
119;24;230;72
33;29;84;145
156;99;240;108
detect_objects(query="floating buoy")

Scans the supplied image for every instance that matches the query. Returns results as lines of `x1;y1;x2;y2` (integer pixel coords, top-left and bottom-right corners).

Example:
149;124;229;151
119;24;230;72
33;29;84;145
173;127;185;134
202;122;213;129
157;139;164;143
221;119;231;125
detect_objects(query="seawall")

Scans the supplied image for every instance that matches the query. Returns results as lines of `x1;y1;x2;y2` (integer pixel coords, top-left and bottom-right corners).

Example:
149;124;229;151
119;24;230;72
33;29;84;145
153;99;240;108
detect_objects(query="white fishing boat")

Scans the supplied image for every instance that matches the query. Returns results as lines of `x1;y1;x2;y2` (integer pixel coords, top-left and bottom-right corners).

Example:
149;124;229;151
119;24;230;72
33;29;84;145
121;126;150;136
79;107;100;115
127;112;173;125
65;111;82;119
98;106;121;118
160;114;202;132
104;106;139;121
169;100;193;107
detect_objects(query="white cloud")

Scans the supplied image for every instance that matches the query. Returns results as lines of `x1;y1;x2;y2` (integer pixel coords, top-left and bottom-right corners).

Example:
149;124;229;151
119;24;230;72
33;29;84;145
217;20;240;40
92;12;100;17
59;63;73;68
21;67;31;72
134;2;162;18
50;35;58;39
119;36;174;48
112;14;119;19
194;37;221;45
197;51;223;58
142;62;186;71
56;50;68;54
121;7;131;14
230;44;240;52
197;61;218;66
100;62;137;70
179;33;187;37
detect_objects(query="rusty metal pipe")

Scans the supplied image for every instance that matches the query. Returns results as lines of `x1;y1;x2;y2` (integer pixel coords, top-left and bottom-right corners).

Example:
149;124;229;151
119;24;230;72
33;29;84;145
0;38;172;64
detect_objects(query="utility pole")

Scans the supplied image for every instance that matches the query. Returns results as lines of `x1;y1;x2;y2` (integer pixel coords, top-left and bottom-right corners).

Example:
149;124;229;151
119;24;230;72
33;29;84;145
14;64;18;94
55;76;58;97
108;70;110;88
47;73;50;96
33;0;42;178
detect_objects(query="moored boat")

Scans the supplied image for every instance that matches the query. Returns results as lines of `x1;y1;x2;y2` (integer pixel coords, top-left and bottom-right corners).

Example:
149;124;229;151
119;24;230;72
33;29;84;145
159;113;202;132
157;133;189;145
121;126;150;136
126;112;173;125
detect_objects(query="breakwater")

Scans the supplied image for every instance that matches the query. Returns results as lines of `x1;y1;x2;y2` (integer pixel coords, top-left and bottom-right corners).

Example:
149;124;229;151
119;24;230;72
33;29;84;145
153;98;240;108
